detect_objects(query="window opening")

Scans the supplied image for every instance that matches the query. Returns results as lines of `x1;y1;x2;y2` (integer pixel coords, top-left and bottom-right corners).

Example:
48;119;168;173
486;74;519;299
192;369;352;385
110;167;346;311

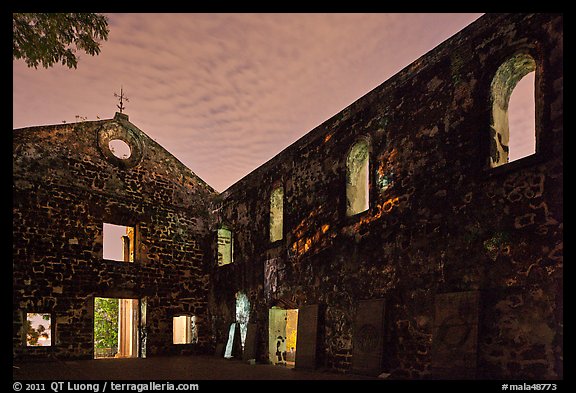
346;140;370;216
270;186;284;242
25;313;52;347
217;227;233;266
489;53;537;167
103;223;134;262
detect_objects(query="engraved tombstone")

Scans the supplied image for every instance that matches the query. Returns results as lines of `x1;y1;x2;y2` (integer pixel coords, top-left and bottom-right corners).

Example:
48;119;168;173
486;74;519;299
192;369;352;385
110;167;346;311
352;298;386;376
431;291;480;379
214;342;225;357
242;322;258;362
295;304;319;369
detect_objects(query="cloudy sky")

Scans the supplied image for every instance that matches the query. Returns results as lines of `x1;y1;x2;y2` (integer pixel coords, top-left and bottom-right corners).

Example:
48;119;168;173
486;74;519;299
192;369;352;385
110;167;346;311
12;13;520;192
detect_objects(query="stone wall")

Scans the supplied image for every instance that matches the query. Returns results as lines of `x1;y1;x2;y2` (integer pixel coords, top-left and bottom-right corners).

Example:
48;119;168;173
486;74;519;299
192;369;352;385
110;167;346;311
12;12;562;380
13;113;218;360
211;13;562;379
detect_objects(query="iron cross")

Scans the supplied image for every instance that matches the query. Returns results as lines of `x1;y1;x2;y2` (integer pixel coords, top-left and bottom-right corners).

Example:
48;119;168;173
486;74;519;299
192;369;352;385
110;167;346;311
114;87;129;114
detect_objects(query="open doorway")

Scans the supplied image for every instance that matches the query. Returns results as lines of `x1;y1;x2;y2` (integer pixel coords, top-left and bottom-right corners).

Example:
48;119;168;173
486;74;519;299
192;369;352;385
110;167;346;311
94;297;140;359
268;307;298;367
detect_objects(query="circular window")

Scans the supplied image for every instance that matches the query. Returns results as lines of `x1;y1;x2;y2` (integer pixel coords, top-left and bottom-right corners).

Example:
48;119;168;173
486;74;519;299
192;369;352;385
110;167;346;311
108;139;132;160
97;121;144;168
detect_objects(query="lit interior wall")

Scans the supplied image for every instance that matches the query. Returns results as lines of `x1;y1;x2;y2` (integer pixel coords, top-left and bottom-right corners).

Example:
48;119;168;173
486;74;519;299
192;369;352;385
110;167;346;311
346;140;369;216
235;292;250;349
217;228;233;266
268;307;286;365
270;186;284;242
489;53;537;167
285;309;298;367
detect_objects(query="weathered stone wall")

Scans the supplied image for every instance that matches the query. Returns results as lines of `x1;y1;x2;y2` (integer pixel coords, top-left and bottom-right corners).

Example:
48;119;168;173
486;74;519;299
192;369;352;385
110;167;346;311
211;13;562;379
13;113;218;360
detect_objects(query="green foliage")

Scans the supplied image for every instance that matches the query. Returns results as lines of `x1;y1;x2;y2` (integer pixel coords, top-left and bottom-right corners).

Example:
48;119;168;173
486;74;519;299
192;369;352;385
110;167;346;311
94;298;118;349
483;230;511;261
13;13;109;69
484;230;510;251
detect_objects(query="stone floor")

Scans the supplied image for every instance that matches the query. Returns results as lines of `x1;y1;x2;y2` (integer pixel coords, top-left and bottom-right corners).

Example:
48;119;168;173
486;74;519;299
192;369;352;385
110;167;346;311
13;355;377;380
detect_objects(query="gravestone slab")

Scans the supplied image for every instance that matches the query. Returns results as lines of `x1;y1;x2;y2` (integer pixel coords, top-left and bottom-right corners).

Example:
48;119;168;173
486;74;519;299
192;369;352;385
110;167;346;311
295;304;319;369
242;323;258;362
431;291;480;379
214;343;225;357
352;298;386;376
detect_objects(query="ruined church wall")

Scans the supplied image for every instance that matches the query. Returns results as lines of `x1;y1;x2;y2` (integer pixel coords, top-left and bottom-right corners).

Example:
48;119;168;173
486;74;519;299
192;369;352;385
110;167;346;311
212;13;562;379
13;116;217;360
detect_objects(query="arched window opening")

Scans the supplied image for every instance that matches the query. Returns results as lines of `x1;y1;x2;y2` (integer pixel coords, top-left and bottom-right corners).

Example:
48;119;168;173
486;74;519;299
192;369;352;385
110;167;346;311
489;53;537;167
508;71;536;162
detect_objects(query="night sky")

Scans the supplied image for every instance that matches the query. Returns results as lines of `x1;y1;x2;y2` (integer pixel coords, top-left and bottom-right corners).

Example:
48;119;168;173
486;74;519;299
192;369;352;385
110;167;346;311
13;13;534;192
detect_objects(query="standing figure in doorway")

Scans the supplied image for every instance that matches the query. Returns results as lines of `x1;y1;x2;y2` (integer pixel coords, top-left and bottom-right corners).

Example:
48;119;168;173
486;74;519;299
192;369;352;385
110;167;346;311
190;316;198;344
276;336;286;365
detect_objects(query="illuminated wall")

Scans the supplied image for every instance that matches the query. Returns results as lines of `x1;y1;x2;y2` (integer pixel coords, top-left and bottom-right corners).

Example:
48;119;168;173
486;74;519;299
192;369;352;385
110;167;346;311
270;186;284;242
346;140;369;216
489;53;537;167
13;112;217;360
217;228;233;267
235;292;250;349
212;13;563;379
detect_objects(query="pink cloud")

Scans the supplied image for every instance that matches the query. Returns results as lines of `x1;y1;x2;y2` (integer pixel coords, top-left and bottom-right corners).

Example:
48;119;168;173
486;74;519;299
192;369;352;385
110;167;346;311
13;13;484;192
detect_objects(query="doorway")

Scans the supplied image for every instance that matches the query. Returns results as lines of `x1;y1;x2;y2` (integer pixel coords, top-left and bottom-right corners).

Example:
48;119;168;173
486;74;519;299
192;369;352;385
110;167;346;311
268;307;298;367
94;297;141;359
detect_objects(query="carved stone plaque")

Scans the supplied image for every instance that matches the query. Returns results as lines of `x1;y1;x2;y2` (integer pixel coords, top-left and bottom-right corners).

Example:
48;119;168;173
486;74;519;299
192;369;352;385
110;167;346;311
214;343;225;357
431;291;480;379
295;304;319;369
242;323;258;362
352;298;386;376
